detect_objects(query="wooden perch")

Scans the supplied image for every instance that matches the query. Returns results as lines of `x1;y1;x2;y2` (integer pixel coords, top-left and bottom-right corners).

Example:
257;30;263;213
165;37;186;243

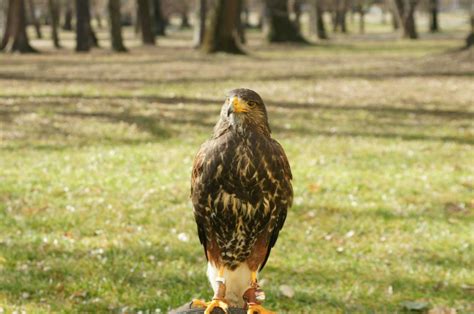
169;302;247;314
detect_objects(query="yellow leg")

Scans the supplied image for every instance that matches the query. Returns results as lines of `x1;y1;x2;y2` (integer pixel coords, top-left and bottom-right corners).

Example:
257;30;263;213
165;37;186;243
191;266;229;313
245;271;276;314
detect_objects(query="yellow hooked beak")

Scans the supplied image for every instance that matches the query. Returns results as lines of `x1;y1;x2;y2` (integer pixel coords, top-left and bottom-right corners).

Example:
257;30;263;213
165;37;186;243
228;96;249;114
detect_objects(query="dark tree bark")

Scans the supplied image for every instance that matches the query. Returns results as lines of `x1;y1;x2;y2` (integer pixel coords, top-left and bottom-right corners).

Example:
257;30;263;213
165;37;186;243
180;12;191;29
314;0;328;39
1;0;37;53
236;0;246;44
27;0;42;38
137;0;155;44
48;0;61;48
429;0;440;32
75;0;92;51
391;7;399;29
356;4;366;34
265;0;307;43
108;0;127;52
293;0;302;31
193;0;207;47
333;0;348;33
152;0;166;36
393;0;419;39
63;2;73;30
89;26;99;47
359;11;365;34
202;0;244;54
465;6;474;49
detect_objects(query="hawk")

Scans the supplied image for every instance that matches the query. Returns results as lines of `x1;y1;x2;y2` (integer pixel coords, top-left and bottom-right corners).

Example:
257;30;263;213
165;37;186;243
190;89;293;314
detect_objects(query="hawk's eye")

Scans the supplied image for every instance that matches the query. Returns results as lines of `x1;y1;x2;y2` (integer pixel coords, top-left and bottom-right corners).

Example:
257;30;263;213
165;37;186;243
248;101;257;107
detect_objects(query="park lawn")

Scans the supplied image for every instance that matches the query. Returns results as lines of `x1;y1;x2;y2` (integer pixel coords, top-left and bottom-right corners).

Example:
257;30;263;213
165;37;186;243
0;25;473;313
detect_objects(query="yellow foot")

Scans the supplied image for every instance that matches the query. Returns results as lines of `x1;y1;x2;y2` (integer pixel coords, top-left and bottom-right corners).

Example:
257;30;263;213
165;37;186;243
191;299;208;308
191;299;229;314
247;303;276;314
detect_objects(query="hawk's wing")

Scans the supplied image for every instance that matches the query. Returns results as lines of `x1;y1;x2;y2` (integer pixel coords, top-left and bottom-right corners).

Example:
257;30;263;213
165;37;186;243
191;134;234;261
191;141;210;260
259;138;293;271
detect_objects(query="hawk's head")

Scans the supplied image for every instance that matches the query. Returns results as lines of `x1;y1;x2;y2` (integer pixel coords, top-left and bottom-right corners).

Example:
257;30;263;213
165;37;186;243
219;88;271;136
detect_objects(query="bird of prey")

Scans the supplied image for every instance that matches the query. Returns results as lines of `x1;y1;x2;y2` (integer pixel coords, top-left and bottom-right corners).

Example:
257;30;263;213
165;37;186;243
190;89;293;314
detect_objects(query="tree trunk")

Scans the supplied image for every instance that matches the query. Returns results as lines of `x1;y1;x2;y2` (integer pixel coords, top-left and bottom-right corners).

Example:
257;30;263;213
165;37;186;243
108;0;127;52
236;0;246;44
391;8;399;29
63;2;73;30
89;26;99;47
48;0;60;48
314;0;328;39
180;12;191;29
393;0;419;39
27;0;42;38
152;0;166;36
429;0;439;32
465;3;474;49
332;0;348;33
75;0;92;51
1;0;37;53
202;0;244;54
137;0;155;44
265;0;306;43
359;11;365;34
293;0;302;31
193;0;206;47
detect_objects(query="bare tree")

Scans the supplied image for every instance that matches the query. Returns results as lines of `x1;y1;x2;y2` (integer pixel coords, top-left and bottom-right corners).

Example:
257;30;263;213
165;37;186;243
108;0;127;52
465;1;473;49
333;0;349;33
63;1;73;30
202;0;244;53
152;0;166;36
193;0;206;47
265;0;306;42
48;0;61;48
76;0;92;51
429;0;440;32
1;0;37;53
137;0;155;44
312;0;328;39
27;0;42;38
393;0;419;39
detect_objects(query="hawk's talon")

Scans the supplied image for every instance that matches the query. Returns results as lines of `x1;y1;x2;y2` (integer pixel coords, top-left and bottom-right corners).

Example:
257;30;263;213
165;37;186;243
191;298;208;308
191;298;229;313
247;303;276;314
204;299;229;314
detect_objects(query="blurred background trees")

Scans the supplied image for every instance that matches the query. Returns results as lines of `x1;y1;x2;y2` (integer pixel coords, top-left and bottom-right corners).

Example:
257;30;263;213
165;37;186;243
0;0;473;54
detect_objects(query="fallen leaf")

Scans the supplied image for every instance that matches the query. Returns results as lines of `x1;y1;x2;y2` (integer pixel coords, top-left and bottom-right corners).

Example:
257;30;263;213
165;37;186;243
401;301;430;311
279;285;294;298
308;183;321;193
428;306;456;314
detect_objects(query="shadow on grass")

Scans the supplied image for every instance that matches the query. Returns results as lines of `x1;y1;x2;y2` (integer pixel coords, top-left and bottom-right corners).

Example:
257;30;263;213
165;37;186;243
0;94;472;150
2;94;472;119
0;68;473;86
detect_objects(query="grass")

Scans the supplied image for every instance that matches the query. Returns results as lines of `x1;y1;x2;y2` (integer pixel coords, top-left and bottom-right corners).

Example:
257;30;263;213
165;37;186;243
0;16;473;313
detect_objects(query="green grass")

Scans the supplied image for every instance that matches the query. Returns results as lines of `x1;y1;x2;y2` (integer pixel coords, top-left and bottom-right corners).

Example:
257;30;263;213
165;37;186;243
0;19;473;313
